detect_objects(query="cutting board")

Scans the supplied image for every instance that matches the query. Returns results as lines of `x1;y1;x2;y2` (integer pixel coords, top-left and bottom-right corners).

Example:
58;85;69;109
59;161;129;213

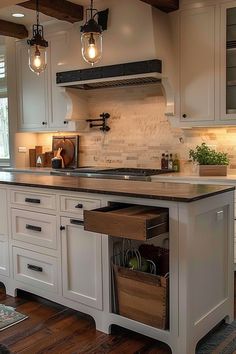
54;139;75;167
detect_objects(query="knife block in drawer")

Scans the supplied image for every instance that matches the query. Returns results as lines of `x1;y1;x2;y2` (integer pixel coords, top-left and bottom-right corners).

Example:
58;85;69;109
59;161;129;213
84;204;169;240
113;265;169;329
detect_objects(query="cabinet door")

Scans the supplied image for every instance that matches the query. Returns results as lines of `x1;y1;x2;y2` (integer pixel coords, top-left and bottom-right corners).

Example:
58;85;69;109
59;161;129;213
220;2;236;120
180;7;215;122
61;217;102;310
48;33;69;130
16;40;50;131
0;236;9;277
0;189;9;276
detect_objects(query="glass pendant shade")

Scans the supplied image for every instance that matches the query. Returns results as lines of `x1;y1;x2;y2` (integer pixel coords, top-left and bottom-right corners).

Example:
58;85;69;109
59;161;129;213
27;0;48;75
28;44;47;75
81;31;102;65
81;1;103;66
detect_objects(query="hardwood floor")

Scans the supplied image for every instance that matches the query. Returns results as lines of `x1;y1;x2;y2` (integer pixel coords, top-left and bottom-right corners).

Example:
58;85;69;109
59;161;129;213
0;275;235;354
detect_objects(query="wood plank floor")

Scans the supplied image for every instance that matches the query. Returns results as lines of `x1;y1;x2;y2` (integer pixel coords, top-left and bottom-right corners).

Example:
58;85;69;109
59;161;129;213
0;275;235;354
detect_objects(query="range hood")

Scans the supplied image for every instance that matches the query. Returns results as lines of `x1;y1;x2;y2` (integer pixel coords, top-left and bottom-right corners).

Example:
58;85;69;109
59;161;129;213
56;60;162;90
54;1;175;118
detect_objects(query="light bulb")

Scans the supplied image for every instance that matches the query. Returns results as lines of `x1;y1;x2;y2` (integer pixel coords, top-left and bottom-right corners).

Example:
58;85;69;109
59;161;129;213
88;44;97;59
33;54;41;69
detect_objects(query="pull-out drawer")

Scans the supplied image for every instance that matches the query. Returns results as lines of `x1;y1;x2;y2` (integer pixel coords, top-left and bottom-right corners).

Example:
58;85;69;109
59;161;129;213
11;209;57;249
84;204;169;240
60;195;101;218
10;190;56;211
13;247;58;293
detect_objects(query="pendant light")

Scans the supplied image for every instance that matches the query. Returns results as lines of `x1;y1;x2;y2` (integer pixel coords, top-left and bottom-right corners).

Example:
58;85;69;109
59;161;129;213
81;0;103;66
27;0;48;75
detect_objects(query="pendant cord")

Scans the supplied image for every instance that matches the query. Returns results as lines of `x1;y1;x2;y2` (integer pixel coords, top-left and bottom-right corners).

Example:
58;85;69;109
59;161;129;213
90;0;93;19
36;0;39;26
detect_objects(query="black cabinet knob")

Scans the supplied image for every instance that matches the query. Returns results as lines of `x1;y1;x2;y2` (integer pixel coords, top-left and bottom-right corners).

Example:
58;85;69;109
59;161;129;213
64;121;68;125
75;203;83;209
42;121;47;125
182;114;187;118
60;225;66;231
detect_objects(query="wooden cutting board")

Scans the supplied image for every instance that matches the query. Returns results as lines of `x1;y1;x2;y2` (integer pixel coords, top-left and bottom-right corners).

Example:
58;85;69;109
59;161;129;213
54;139;75;167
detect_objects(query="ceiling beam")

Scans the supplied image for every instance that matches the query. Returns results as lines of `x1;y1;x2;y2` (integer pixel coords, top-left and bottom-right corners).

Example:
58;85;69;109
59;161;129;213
140;0;179;13
0;19;28;39
19;0;84;23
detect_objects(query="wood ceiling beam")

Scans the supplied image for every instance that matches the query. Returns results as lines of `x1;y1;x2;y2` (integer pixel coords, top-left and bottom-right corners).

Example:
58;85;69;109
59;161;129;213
0;19;28;39
19;0;84;23
140;0;179;13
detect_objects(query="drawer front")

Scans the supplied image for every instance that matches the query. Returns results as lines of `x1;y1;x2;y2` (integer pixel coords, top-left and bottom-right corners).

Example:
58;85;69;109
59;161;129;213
10;190;56;211
84;204;169;241
11;209;57;249
13;247;58;293
60;195;101;218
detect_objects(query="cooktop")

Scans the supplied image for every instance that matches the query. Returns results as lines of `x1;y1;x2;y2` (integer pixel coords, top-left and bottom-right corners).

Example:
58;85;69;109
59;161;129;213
50;167;175;181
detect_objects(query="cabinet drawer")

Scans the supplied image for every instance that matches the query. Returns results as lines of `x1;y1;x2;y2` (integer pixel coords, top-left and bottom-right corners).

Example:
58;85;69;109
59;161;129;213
84;204;169;241
13;247;58;293
60;195;101;218
11;209;57;249
10;190;56;211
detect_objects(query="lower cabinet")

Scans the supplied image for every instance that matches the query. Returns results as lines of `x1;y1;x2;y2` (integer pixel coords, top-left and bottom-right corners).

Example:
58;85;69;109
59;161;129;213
61;217;103;310
13;247;58;294
0;236;9;277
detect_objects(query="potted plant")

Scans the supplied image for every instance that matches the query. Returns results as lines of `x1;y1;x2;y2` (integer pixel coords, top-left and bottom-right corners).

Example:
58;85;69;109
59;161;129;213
189;143;229;176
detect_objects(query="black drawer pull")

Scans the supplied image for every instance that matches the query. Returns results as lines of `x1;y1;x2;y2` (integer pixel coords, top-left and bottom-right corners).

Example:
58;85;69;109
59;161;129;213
75;203;83;209
27;264;43;272
26;224;42;232
25;198;41;204
70;219;84;226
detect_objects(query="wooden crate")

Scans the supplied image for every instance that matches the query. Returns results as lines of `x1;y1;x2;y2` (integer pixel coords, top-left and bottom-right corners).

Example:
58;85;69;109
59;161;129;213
113;265;169;329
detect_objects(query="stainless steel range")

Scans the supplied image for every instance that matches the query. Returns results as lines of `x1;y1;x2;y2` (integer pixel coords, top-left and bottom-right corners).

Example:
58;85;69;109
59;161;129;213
50;167;174;181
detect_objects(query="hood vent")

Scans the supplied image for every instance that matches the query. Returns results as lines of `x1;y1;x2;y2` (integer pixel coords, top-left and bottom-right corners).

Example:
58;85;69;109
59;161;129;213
56;60;162;90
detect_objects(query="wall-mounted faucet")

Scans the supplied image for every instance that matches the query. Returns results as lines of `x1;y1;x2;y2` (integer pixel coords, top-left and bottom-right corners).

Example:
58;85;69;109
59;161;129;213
86;112;111;132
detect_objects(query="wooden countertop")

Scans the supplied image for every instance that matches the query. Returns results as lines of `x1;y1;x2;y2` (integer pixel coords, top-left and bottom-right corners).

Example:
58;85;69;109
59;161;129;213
0;172;234;202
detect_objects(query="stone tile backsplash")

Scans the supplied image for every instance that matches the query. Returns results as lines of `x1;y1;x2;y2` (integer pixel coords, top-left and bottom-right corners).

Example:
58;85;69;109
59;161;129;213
20;84;236;173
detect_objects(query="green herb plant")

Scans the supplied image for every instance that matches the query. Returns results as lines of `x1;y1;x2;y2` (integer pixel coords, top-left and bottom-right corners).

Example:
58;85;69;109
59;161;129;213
189;143;229;165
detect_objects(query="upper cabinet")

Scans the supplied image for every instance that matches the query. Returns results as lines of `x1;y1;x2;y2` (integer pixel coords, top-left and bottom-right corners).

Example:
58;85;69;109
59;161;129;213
220;2;236;121
179;7;215;123
170;0;236;127
16;40;50;131
16;32;87;132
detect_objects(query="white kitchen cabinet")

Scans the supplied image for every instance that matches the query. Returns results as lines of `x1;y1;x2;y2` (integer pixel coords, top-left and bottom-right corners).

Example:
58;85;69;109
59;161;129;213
11;209;57;250
179;6;215;123
47;32;72;131
61;217;103;310
16;40;50;131
0;188;9;277
170;0;236;128
13;247;58;293
220;2;236;120
0;235;9;277
16;32;85;132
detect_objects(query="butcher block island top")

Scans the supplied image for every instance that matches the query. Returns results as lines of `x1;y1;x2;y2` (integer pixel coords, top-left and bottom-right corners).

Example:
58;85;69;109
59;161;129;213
0;171;233;202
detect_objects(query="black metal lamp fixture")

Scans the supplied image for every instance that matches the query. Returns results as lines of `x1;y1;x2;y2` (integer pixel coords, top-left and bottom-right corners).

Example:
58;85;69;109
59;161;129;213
81;0;103;66
27;0;48;75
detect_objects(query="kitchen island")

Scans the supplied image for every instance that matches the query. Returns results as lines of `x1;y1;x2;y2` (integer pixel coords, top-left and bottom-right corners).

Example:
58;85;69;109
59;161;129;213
0;172;234;354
